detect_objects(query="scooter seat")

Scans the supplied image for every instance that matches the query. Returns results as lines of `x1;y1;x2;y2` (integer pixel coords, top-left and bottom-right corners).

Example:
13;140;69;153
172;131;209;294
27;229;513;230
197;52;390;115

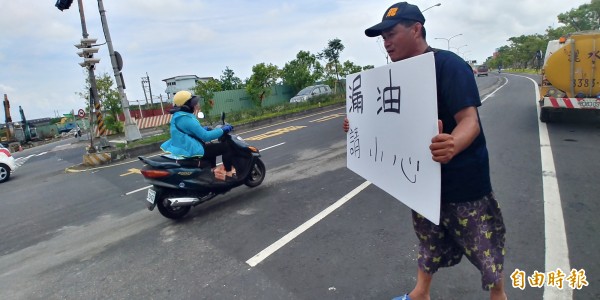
139;156;180;168
138;156;211;169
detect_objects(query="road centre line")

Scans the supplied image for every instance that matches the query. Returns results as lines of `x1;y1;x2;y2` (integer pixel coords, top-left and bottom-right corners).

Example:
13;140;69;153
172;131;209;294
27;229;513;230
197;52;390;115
246;181;371;267
124;142;286;195
510;74;571;300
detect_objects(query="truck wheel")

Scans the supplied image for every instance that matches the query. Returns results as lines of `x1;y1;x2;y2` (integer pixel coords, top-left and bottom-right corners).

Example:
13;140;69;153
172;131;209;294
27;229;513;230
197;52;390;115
540;108;551;123
0;163;11;183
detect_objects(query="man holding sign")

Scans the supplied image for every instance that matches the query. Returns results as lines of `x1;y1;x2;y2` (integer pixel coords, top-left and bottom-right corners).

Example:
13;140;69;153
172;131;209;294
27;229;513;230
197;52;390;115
343;2;507;299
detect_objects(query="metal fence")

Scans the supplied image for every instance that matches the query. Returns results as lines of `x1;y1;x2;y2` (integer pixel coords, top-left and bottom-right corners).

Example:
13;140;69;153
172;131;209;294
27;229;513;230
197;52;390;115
206;84;295;117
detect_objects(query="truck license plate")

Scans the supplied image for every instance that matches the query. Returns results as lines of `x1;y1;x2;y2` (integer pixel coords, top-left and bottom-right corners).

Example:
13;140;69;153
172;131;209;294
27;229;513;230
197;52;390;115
146;189;156;204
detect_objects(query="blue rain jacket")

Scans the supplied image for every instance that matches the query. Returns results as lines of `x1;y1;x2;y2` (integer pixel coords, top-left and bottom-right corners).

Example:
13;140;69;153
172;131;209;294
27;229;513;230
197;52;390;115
160;111;224;158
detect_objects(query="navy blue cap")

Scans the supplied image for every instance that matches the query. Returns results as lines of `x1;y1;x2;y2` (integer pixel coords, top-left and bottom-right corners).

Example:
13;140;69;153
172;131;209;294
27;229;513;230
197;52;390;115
365;2;425;37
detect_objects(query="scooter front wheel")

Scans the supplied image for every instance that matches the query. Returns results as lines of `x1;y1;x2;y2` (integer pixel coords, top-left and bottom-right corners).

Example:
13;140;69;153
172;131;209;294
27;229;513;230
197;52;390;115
156;190;191;219
244;158;266;187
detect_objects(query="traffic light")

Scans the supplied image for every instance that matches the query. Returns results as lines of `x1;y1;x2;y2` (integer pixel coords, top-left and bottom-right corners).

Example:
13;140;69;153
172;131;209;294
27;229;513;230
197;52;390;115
75;38;100;68
55;0;73;11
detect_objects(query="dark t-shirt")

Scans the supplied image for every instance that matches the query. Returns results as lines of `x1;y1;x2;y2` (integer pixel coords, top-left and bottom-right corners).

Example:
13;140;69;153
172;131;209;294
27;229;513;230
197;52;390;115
431;49;492;203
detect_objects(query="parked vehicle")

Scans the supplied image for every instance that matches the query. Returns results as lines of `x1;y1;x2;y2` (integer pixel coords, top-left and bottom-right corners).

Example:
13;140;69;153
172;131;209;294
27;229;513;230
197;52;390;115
539;30;600;122
139;113;266;219
476;65;489;77
289;84;332;103
0;144;16;183
58;122;77;134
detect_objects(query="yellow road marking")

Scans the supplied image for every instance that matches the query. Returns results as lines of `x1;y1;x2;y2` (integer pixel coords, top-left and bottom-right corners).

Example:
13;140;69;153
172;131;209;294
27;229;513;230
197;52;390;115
309;113;345;123
244;126;306;141
120;168;141;176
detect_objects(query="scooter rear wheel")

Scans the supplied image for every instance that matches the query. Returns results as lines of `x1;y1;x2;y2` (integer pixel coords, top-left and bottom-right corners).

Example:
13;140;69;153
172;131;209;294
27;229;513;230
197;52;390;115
156;191;191;219
244;158;266;187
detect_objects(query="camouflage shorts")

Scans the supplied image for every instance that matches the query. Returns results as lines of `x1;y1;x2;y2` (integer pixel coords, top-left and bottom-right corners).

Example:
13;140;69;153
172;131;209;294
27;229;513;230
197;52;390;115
412;193;506;290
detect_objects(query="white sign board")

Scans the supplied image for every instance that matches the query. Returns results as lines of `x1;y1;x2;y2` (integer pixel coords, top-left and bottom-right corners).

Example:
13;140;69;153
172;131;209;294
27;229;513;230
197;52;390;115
346;52;441;224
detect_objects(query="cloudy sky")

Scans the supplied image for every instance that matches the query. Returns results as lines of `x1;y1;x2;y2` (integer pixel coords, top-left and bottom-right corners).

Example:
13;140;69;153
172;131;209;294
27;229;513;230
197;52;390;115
0;0;588;120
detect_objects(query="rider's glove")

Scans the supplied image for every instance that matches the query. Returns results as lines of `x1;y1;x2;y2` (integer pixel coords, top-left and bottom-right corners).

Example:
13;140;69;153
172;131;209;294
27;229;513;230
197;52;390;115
221;124;233;134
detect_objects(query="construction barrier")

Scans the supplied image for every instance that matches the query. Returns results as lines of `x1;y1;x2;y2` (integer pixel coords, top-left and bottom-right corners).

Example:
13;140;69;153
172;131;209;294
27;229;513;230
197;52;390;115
95;101;106;136
135;114;172;129
93;114;172;137
82;152;112;166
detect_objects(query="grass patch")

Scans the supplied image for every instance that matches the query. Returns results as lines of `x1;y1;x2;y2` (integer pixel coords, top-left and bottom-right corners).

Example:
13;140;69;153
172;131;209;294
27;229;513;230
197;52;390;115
128;133;169;148
504;68;540;75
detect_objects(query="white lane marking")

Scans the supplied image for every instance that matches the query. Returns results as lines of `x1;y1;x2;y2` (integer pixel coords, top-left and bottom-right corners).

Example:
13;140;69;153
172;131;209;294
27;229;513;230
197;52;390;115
124;142;286;195
481;76;509;103
246;181;371;267
125;186;152;196
260;142;285;151
36;151;48;156
512;74;571;300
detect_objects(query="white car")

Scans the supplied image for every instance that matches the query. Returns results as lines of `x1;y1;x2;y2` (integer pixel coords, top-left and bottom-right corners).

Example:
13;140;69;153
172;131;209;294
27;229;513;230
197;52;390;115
289;84;333;103
0;144;16;183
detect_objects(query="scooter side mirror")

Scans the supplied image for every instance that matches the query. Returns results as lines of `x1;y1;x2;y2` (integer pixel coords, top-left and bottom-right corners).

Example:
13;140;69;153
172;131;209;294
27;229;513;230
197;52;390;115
197;112;205;119
221;112;226;125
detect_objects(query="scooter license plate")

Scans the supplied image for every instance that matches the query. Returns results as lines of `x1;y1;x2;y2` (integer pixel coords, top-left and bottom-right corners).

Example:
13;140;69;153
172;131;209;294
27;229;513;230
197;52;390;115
146;189;156;204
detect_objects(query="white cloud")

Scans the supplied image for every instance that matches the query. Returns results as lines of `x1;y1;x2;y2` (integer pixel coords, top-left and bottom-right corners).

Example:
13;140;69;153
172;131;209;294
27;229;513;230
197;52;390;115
0;0;589;119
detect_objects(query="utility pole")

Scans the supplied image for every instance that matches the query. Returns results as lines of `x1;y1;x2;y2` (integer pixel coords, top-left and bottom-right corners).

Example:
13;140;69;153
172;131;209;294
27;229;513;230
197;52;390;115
141;73;155;107
157;94;165;115
96;0;141;142
3;94;12;141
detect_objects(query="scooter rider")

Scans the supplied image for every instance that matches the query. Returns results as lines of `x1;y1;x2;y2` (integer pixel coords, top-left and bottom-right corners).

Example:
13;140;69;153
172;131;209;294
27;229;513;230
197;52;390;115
160;90;236;179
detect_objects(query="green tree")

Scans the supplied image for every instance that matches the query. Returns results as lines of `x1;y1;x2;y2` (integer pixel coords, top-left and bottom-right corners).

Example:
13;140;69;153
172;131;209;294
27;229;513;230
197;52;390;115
545;26;575;40
339;60;363;78
220;66;243;90
96;74;123;133
505;34;548;69
558;0;600;31
245;63;280;106
486;1;600;70
193;78;222;116
318;38;345;92
281;50;323;94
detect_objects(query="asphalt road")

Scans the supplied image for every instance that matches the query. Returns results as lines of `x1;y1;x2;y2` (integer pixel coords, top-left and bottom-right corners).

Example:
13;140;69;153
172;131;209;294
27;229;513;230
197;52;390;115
0;73;598;300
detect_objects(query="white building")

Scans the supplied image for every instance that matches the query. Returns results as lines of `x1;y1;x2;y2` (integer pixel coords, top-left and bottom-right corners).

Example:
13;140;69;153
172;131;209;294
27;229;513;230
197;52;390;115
162;75;214;101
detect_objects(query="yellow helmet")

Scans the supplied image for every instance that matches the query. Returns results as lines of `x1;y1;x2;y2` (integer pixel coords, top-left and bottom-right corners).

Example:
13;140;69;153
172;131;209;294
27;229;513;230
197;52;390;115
173;90;197;107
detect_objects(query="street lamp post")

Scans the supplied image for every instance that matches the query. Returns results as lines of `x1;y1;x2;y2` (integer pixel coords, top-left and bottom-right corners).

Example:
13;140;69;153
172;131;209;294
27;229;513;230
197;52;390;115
421;3;441;13
435;33;463;50
451;44;468;57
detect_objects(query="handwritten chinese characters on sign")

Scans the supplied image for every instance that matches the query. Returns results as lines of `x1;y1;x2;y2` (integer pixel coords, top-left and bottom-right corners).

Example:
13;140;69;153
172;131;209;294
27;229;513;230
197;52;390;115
346;52;440;224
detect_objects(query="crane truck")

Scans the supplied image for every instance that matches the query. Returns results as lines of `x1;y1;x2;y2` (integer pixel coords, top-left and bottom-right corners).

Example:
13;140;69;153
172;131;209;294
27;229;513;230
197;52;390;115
539;30;600;122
